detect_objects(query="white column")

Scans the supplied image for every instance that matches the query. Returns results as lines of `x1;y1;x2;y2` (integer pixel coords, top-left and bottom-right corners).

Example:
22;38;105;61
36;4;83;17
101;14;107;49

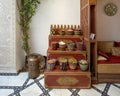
0;0;24;73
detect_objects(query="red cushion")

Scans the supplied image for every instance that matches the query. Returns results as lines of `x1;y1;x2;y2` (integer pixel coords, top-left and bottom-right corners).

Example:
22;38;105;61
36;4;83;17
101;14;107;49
114;41;120;47
98;49;109;59
108;55;120;63
98;54;120;64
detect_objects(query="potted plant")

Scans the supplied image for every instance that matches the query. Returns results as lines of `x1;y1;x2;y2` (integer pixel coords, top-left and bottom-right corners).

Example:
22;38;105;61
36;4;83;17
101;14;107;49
17;0;40;67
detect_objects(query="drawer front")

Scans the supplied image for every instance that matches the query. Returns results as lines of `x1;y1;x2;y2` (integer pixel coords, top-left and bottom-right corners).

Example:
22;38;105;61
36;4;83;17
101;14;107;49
45;73;91;88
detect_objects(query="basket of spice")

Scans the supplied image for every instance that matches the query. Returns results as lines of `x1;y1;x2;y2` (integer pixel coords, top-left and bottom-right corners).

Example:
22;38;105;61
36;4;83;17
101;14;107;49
47;59;56;71
74;29;82;35
51;42;58;50
59;29;65;35
58;57;68;71
59;41;66;51
79;59;88;71
67;42;75;51
68;57;77;70
66;29;74;35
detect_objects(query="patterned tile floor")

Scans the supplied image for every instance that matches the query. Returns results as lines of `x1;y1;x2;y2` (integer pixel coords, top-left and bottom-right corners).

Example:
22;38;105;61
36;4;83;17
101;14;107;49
0;72;120;96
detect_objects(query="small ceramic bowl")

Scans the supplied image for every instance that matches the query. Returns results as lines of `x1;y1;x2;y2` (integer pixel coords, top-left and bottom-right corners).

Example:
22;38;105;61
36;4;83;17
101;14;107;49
67;29;74;35
79;60;88;71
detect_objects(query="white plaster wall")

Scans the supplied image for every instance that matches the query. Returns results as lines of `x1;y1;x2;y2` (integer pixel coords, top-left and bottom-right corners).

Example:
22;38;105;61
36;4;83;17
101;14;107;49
97;0;120;41
30;0;80;56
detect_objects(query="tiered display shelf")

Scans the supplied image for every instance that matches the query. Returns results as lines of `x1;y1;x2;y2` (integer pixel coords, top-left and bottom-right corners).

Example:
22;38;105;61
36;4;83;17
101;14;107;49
44;25;91;88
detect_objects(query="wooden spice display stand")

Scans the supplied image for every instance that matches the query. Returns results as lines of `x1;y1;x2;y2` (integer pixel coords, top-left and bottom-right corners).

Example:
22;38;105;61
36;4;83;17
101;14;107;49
44;25;91;88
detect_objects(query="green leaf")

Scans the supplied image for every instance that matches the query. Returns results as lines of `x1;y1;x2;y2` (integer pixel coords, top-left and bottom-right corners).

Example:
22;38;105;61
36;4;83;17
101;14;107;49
17;0;41;55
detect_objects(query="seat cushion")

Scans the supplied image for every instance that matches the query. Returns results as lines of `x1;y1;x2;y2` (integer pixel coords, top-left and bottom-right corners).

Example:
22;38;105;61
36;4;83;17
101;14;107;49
97;41;114;53
108;55;120;63
98;54;120;64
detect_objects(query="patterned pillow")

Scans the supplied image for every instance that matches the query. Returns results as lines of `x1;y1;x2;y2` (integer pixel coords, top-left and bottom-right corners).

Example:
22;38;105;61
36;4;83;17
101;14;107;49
114;41;120;47
98;49;109;59
97;55;107;60
112;47;120;56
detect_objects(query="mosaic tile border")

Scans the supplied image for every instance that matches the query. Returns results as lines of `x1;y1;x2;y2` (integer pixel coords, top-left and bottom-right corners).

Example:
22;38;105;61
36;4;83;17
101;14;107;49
0;73;18;76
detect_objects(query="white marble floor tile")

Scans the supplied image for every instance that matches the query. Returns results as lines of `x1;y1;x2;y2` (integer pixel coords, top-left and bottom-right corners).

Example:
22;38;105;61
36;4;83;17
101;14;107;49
92;83;106;91
27;74;44;86
27;79;34;86
0;72;28;86
37;74;44;79
108;85;120;96
49;89;71;96
0;72;120;96
39;77;45;87
20;83;42;96
0;89;13;96
115;83;120;86
78;88;101;96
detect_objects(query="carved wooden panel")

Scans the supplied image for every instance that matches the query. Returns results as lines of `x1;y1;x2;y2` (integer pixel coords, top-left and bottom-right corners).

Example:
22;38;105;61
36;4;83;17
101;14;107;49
81;5;90;39
89;0;97;5
81;0;89;8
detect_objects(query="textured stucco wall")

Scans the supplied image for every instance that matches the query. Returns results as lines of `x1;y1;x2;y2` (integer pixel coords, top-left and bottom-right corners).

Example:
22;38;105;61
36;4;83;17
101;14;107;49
97;0;120;41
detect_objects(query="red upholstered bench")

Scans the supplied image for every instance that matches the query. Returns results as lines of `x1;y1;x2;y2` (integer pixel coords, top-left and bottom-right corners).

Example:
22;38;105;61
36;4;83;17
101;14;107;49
97;41;120;83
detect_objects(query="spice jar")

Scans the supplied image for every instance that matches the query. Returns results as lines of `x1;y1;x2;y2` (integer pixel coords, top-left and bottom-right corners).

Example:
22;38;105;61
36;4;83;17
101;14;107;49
47;59;56;71
59;41;66;51
68;57;77;70
58;57;67;71
51;42;58;50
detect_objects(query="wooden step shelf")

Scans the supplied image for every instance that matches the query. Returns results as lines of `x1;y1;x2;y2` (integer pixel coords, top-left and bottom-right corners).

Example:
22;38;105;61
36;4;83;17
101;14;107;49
44;65;91;89
49;35;83;46
47;48;86;60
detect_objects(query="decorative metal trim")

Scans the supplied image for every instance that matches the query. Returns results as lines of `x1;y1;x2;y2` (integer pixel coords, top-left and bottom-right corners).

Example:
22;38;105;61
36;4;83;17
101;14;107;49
56;77;78;86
